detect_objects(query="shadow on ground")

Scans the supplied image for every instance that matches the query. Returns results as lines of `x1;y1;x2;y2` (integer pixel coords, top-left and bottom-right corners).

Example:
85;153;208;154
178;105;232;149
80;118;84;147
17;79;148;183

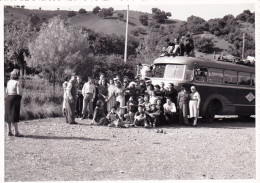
19;135;109;141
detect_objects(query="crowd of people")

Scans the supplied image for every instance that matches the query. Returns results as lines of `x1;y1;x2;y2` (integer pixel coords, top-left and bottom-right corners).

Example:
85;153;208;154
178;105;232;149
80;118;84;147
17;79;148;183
63;73;201;128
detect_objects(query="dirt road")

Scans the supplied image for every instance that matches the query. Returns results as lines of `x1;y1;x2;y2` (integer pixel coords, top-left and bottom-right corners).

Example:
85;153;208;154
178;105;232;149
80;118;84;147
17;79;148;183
5;117;255;181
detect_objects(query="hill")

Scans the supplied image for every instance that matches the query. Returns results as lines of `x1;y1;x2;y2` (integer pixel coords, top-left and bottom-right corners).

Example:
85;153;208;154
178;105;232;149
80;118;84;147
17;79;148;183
4;6;255;63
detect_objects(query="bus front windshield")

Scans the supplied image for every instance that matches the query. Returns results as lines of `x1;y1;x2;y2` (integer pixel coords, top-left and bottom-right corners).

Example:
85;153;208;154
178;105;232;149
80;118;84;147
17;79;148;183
153;64;185;80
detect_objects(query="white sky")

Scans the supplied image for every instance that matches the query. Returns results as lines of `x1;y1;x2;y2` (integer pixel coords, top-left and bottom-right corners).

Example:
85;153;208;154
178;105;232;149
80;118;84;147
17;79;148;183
5;0;256;21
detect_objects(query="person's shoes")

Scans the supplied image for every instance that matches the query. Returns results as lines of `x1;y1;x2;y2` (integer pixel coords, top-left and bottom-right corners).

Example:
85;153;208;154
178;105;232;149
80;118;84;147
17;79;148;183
70;122;78;125
80;115;86;120
88;115;93;120
15;133;24;137
8;132;14;136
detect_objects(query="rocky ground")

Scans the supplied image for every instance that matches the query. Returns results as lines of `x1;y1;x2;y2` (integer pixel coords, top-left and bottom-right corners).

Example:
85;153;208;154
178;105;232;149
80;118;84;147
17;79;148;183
4;117;255;181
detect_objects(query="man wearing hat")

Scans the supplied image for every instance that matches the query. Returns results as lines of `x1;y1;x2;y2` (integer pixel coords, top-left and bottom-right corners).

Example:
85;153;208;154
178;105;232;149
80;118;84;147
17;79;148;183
65;73;78;124
177;85;190;125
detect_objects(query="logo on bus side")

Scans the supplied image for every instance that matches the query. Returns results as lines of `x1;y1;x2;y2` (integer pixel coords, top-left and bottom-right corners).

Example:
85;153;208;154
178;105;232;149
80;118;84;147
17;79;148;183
246;92;255;102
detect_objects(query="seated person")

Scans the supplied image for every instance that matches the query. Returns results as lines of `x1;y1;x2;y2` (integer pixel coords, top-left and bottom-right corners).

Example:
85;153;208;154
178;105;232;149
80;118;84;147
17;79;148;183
172;38;180;55
92;100;106;125
160;38;175;56
146;104;162;127
154;84;164;99
137;96;145;105
143;95;151;111
134;104;148;127
163;97;177;124
105;106;120;127
149;91;158;105
124;96;138;124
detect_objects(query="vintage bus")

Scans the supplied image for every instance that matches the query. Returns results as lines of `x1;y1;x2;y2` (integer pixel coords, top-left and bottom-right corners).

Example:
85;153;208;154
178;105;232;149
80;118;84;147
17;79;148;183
145;56;255;122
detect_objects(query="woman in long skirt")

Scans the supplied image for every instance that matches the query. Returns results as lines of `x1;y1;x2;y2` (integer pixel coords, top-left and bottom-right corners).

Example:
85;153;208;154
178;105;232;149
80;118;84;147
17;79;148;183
189;86;201;127
106;79;116;112
5;69;24;137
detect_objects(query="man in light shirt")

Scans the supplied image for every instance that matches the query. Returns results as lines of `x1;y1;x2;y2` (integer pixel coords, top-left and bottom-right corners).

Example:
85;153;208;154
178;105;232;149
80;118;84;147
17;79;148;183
81;76;96;119
163;97;177;125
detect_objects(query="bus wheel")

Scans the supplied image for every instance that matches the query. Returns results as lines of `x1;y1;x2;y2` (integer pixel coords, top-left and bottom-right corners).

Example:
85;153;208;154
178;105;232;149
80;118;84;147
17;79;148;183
203;102;216;123
238;115;251;122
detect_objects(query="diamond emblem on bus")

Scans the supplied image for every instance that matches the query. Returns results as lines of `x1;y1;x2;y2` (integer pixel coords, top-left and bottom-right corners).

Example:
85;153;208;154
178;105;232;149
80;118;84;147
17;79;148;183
246;93;255;102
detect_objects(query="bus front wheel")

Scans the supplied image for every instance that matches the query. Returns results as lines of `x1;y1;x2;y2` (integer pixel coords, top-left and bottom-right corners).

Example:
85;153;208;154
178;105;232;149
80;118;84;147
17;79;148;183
203;102;216;123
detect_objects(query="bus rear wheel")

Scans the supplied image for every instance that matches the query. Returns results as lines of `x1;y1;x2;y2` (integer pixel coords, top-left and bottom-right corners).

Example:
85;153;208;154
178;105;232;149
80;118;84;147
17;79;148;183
238;115;251;122
203;102;216;123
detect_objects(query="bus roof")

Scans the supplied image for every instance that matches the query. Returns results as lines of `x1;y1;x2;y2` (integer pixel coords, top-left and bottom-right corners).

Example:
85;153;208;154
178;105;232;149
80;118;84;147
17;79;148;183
153;56;255;73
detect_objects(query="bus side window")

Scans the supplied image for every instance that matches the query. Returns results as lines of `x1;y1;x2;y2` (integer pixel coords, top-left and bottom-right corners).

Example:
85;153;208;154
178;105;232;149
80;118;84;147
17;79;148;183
238;72;251;86
224;70;237;85
194;67;208;82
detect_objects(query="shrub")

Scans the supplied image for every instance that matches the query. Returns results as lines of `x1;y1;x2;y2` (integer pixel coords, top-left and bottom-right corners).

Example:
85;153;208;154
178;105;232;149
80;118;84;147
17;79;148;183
79;8;87;14
99;8;113;18
194;37;214;53
139;14;148;26
93;6;101;14
118;13;124;20
67;11;76;17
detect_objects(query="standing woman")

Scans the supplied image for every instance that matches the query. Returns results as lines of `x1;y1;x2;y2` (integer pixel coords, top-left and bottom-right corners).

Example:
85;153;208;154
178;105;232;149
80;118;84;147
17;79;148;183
107;79;116;112
98;78;108;114
5;69;23;137
189;86;201;127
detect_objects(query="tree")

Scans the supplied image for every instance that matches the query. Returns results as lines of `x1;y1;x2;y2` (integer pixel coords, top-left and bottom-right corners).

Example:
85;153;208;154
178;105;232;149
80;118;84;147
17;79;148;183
118;13;124;20
194;37;214;53
151;8;171;24
187;15;208;34
139;14;148;26
93;6;101;14
28;17;90;94
79;8;87;14
99;8;113;18
4;20;37;74
21;5;25;9
67;11;76;17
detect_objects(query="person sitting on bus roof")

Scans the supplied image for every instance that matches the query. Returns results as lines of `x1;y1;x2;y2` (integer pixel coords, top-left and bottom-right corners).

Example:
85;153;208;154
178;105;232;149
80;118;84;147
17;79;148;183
184;33;194;57
179;36;186;56
160;38;175;57
172;38;181;55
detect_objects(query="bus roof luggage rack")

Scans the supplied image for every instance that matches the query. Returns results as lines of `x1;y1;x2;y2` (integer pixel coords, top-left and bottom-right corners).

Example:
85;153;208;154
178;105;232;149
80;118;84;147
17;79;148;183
215;55;255;67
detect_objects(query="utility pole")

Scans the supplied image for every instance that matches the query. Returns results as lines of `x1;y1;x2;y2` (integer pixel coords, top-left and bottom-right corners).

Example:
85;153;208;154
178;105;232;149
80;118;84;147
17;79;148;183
124;5;129;63
242;33;245;60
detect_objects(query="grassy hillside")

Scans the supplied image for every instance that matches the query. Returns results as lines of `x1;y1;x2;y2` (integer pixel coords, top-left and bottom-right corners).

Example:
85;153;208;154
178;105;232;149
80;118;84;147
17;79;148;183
4;6;255;60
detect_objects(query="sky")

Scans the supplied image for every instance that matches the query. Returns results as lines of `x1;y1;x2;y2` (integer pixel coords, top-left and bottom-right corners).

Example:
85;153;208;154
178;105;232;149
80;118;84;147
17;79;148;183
6;0;256;21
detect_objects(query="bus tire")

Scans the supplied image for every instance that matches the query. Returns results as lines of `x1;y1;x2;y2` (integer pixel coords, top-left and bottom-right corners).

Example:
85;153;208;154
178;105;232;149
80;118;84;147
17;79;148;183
238;115;251;122
203;102;216;123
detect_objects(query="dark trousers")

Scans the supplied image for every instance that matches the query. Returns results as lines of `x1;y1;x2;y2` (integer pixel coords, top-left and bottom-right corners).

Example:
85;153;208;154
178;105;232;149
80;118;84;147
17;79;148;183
76;94;83;117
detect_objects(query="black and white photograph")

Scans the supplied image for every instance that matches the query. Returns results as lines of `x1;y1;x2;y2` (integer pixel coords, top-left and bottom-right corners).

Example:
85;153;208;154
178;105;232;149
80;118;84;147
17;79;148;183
1;0;258;182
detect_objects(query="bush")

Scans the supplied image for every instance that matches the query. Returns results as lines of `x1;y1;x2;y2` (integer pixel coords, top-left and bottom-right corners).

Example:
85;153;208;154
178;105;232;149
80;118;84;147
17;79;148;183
93;6;101;14
118;13;124;20
67;11;76;17
79;8;87;14
139;14;148;26
194;37;214;53
99;8;113;18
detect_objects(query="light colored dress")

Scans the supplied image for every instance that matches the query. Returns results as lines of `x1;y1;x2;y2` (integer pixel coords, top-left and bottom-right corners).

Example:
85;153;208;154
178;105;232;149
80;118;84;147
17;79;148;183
107;84;116;112
189;91;200;118
113;87;125;107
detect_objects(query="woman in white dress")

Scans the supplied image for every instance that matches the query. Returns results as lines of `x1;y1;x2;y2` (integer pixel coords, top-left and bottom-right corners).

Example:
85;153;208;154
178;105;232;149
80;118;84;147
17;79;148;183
189;86;200;127
106;79;116;112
